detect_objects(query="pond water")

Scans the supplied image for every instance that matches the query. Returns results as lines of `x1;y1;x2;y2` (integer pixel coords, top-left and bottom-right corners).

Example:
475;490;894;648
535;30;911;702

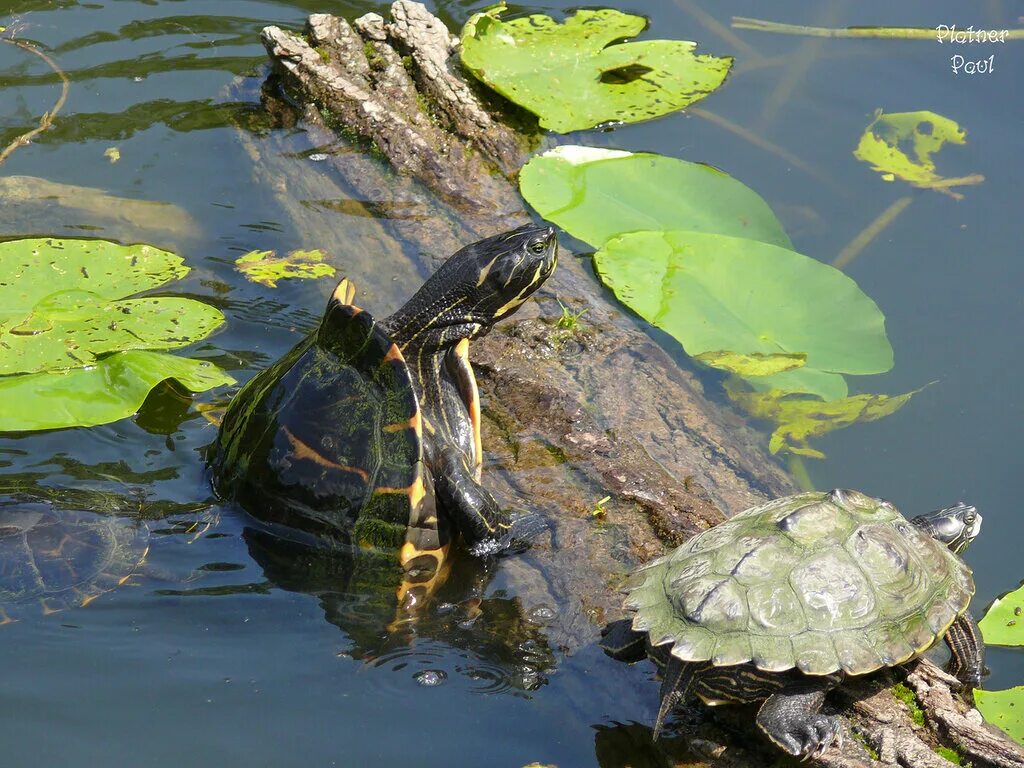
0;0;1021;765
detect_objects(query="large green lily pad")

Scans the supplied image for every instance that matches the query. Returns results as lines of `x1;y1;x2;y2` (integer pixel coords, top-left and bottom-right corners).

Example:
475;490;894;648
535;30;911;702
979;583;1024;647
0;351;234;432
519;147;791;249
460;6;732;133
975;687;1024;746
594;230;893;375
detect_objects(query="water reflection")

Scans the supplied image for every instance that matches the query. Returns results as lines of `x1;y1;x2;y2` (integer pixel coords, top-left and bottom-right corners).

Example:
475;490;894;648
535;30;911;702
243;525;555;694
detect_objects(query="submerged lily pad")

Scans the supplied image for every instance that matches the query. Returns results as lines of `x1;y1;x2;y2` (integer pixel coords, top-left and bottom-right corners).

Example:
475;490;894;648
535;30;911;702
235;248;336;288
979;583;1024;646
975;687;1024;746
725;380;921;459
854;110;971;190
745;367;849;401
0;351;234;432
693;351;806;377
460;6;732;133
520;147;791;250
595;230;893;375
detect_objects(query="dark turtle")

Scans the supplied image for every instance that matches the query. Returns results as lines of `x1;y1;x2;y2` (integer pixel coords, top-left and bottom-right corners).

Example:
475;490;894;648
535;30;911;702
0;498;148;623
210;225;557;600
601;489;983;758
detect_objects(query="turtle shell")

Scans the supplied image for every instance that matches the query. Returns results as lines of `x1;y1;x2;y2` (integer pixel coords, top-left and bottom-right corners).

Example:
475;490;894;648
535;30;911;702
212;281;440;562
0;501;148;618
624;489;975;676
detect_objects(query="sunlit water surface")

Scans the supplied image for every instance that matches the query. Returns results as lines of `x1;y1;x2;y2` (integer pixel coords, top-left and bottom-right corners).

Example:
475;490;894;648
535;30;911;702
0;0;1021;765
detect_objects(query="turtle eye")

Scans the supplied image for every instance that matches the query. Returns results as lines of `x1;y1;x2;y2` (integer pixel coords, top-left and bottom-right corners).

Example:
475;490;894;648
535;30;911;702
528;239;548;255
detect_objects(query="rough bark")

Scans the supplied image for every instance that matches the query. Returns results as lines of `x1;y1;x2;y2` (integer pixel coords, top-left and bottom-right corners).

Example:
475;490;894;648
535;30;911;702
234;3;1021;766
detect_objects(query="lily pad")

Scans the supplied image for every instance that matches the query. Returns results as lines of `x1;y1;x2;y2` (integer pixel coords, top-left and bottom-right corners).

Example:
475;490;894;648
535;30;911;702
235;248;336;288
725;380;921;459
519;147;791;249
0;238;187;319
460;5;732;133
854;110;968;189
594;230;893;375
0;351;234;432
694;351;806;377
979;583;1024;647
0;293;225;375
745;368;849;401
975;687;1024;746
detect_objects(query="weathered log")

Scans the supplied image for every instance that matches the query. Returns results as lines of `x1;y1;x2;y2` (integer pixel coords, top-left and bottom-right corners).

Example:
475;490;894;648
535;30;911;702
232;3;1021;766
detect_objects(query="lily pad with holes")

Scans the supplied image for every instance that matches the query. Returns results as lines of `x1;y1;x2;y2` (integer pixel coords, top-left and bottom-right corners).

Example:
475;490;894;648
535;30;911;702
0;350;234;432
519;147;791;249
724;379;921;459
975;688;1024;746
235;249;336;288
854;110;969;189
460;6;732;133
594;230;893;375
979;583;1024;647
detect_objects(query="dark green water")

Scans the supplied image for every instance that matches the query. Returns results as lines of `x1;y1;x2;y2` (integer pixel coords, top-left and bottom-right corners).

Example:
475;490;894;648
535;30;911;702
0;0;1021;765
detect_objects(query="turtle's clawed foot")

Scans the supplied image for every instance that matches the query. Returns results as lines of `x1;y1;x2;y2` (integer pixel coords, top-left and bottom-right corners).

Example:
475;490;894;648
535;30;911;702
774;715;843;759
469;511;550;557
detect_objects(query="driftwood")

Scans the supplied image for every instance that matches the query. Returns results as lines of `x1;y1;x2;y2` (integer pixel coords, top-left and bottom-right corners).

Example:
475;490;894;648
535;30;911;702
232;3;1023;766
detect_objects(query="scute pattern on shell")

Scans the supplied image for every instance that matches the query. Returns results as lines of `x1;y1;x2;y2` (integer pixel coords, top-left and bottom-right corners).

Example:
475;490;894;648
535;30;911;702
625;490;975;676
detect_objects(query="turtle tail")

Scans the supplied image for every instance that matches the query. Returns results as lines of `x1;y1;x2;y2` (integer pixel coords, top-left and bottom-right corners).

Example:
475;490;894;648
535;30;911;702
653;655;699;740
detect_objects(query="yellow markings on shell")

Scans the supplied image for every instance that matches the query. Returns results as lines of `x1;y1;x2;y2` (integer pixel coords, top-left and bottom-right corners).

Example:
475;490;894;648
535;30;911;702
383;412;421;434
454;338;483;475
332;278;357;305
284;426;369;481
408;476;426;509
384;343;404;363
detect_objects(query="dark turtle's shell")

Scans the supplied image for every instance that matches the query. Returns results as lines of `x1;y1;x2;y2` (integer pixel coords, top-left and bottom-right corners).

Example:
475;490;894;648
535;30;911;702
0;503;148;616
624;490;975;676
212;286;435;556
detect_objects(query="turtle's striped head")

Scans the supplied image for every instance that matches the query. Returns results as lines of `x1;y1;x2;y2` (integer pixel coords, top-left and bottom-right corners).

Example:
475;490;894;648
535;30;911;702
383;224;558;352
911;502;982;555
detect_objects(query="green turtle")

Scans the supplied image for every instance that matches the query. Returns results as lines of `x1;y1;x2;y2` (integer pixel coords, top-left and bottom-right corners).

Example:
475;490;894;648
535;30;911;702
210;225;557;599
601;489;983;758
0;496;148;623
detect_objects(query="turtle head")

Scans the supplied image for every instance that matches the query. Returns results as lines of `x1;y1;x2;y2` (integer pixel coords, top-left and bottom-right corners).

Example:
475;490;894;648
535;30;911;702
910;502;982;555
383;224;557;351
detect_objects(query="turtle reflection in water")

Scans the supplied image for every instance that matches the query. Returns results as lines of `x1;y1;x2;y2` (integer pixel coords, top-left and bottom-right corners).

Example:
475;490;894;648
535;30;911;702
211;225;558;607
0;497;148;623
602;489;983;759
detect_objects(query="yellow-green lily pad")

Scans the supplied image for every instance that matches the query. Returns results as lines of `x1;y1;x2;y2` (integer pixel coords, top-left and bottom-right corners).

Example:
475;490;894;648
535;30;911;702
975;687;1024;746
854;110;972;191
694;351;806;377
235;248;336;288
979;583;1024;647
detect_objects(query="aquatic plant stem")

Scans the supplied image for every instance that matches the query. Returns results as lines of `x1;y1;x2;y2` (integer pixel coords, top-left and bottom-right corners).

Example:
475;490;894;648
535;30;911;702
832;196;913;270
785;455;815;492
688;107;841;193
0;35;69;166
670;0;761;60
733;16;1024;40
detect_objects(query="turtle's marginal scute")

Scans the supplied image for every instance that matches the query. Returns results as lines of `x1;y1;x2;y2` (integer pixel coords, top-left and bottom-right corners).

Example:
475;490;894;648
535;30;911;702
623;490;975;676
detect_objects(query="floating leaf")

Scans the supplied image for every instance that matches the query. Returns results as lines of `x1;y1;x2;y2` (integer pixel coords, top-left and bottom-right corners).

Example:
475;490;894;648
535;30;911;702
854;110;975;192
745;368;849;401
235;248;336;288
461;5;732;133
0;292;225;375
0;239;188;320
520;147;791;249
725;380;922;458
0;351;233;432
979;583;1024;647
104;147;121;163
975;688;1024;746
694;351;806;377
595;230;892;375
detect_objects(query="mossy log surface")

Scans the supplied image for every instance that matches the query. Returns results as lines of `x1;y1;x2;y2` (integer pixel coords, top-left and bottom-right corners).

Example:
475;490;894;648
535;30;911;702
233;4;1024;767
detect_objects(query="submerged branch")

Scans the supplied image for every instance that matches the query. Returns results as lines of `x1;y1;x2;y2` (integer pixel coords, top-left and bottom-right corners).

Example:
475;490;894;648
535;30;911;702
833;196;913;270
0;33;69;166
733;16;1024;41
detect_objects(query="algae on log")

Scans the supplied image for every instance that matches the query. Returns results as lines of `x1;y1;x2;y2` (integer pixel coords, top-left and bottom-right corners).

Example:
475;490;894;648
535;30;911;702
235;4;1024;767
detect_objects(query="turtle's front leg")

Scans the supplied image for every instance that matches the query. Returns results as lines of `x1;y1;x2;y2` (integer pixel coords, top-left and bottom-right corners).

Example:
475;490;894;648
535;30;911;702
756;679;843;758
434;447;512;549
944;612;984;690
